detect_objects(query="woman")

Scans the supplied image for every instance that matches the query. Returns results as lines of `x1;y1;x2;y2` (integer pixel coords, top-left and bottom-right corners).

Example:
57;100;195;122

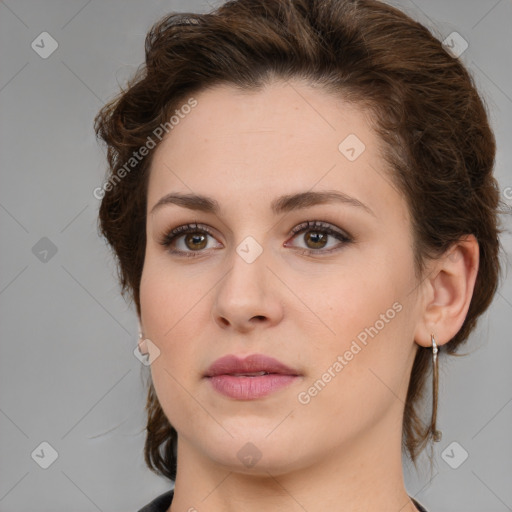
94;0;504;511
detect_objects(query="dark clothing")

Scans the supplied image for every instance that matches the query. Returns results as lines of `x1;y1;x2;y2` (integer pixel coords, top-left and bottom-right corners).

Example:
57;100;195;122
137;489;430;512
137;489;174;512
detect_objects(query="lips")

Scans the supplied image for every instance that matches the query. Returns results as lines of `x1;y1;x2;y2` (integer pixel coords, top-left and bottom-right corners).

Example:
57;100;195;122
205;353;300;378
204;353;301;400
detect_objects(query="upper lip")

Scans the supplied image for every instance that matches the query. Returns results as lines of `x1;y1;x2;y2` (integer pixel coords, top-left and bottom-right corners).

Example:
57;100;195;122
205;354;300;377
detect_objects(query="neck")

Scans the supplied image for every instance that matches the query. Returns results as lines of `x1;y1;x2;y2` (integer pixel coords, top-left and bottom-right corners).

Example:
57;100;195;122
169;405;420;512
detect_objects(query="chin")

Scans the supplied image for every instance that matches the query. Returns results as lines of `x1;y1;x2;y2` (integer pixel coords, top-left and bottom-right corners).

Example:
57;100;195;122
198;432;310;476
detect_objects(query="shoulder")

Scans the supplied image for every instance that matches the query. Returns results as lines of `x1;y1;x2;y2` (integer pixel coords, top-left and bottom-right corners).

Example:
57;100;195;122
137;489;174;512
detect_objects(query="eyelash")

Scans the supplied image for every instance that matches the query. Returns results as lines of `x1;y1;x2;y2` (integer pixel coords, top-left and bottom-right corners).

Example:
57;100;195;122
159;221;353;258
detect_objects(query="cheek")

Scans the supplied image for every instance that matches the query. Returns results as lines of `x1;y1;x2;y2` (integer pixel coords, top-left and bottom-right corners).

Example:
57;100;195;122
288;261;398;343
139;264;204;428
140;265;169;335
139;257;211;380
294;305;413;447
139;254;203;335
296;260;415;407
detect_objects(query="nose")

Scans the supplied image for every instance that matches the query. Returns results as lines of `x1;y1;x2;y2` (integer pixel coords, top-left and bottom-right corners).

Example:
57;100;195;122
211;245;284;333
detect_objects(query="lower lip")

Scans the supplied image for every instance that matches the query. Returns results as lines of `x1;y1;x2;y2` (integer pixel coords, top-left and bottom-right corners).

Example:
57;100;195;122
207;374;299;400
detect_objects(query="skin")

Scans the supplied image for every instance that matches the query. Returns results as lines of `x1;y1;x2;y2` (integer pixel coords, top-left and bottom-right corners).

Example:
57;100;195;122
139;79;479;512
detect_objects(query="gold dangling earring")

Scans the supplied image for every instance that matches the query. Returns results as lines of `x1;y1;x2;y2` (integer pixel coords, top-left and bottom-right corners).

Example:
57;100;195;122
431;334;442;442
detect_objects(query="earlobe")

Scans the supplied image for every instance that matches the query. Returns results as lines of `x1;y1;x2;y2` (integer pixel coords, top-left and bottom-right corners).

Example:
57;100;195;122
415;234;479;348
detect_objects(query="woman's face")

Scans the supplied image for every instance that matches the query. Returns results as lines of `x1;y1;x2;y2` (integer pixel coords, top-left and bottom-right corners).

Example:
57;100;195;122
140;80;425;474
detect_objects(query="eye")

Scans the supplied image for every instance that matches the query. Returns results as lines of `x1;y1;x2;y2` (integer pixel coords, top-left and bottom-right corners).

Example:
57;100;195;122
159;220;352;258
284;220;352;255
159;223;222;258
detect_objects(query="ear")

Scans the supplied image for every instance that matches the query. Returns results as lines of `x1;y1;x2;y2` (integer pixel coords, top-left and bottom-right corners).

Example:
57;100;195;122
414;234;479;348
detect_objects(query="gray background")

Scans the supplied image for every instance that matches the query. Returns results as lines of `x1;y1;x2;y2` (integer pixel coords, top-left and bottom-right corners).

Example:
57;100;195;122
0;1;511;511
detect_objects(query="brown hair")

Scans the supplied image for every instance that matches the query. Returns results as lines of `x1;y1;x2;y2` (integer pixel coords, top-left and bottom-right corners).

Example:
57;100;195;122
94;0;505;481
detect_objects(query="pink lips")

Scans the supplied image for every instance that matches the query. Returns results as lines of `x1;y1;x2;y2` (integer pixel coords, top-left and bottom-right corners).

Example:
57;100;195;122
204;354;301;400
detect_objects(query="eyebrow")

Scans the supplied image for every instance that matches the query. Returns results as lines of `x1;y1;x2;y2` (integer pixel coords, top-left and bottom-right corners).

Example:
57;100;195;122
150;190;375;217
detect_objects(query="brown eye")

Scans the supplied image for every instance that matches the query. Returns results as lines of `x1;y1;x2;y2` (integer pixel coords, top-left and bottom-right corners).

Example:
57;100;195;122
285;220;352;256
184;232;208;251
160;223;222;257
303;231;328;249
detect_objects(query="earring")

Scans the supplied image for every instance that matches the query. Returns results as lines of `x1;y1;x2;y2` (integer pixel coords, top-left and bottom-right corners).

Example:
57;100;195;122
431;334;442;442
138;319;143;342
138;330;148;355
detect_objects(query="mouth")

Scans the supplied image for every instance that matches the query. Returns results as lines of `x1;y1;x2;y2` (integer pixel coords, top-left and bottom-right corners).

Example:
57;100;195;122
204;353;300;378
222;371;271;376
204;354;301;400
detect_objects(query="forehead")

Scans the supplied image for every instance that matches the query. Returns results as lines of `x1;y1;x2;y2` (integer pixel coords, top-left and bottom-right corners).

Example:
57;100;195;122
147;80;404;221
153;80;376;156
